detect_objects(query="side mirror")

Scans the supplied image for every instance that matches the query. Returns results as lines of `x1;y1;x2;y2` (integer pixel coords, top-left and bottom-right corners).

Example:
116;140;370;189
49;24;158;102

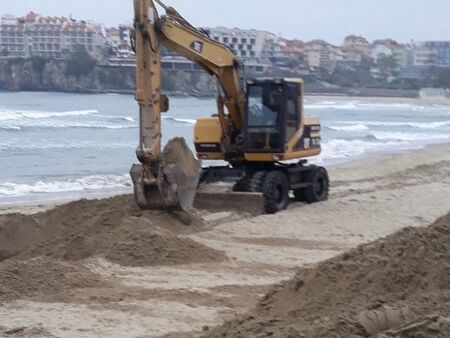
161;94;169;113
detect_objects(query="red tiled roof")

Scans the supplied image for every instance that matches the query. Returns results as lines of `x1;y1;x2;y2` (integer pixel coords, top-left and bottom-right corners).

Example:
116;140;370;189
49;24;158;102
24;11;39;22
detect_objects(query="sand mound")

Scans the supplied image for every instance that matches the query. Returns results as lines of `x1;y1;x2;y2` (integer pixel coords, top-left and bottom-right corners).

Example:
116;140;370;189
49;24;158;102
0;257;102;302
0;195;225;267
207;212;450;338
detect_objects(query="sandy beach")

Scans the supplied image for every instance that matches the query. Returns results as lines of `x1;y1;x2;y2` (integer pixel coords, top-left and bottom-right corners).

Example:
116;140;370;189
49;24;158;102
0;143;449;337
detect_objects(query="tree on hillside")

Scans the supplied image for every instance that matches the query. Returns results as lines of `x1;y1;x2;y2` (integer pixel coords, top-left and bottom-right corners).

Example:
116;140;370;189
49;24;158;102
326;57;377;88
31;56;48;72
65;45;95;77
377;55;398;82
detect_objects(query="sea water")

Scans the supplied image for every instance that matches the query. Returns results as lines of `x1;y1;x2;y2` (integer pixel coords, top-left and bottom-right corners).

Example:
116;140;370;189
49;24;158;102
0;91;449;203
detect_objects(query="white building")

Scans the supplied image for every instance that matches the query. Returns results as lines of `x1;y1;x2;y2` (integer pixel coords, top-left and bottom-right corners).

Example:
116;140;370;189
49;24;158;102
413;48;438;66
0;12;105;59
343;35;370;57
202;27;276;59
304;40;339;69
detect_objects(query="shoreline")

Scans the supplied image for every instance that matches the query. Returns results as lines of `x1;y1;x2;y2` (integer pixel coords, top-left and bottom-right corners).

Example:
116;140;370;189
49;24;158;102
1;141;449;215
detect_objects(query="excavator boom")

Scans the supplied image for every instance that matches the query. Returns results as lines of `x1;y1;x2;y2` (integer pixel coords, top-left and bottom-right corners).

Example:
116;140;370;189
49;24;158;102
131;0;201;211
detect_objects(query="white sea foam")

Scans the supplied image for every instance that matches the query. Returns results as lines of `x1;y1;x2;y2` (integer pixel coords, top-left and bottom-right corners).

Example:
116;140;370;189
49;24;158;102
371;131;450;142
305;101;426;111
0;120;137;130
97;115;136;122
320;139;403;160
163;116;197;124
305;102;360;110
0;108;98;121
0;140;134;151
327;124;370;132
0;175;132;197
0;125;21;131
336;120;450;130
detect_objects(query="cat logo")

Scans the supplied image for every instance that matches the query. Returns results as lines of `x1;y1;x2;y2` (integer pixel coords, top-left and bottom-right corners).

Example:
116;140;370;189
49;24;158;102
191;41;203;53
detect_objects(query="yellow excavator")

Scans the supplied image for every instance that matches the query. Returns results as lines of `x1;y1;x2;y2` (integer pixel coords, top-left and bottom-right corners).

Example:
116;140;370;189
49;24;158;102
130;0;329;214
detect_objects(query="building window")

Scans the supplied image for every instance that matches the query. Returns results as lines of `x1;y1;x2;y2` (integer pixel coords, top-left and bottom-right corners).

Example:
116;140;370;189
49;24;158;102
241;38;247;44
250;38;256;44
223;37;229;43
232;37;238;43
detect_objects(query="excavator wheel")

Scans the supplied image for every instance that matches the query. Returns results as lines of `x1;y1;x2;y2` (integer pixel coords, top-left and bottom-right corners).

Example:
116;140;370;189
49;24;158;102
250;171;267;192
262;171;289;214
302;166;329;204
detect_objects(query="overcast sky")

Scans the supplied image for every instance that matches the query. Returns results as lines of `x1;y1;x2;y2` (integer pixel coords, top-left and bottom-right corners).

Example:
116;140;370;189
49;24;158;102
1;0;449;44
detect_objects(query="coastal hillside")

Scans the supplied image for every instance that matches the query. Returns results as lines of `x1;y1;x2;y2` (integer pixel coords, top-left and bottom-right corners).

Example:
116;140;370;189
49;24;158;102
0;57;216;95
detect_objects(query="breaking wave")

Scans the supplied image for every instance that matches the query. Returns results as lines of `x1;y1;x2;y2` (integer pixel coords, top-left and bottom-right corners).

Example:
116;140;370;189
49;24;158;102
370;131;450;142
320;139;406;160
0;109;98;121
163;116;197;124
336;120;450;130
0;140;134;151
0;121;137;131
0;175;132;197
327;124;370;132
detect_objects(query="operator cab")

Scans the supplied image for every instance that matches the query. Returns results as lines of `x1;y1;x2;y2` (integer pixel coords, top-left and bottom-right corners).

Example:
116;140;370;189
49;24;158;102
245;78;303;154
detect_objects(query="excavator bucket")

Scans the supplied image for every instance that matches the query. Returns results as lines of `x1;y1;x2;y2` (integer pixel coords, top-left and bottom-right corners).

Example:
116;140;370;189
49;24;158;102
130;138;201;211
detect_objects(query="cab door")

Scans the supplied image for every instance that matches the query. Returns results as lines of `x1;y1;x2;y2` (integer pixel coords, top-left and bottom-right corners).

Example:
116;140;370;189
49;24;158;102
244;83;285;153
284;83;301;146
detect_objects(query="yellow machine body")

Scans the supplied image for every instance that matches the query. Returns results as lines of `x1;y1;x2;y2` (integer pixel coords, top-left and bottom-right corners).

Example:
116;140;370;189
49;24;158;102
194;78;322;162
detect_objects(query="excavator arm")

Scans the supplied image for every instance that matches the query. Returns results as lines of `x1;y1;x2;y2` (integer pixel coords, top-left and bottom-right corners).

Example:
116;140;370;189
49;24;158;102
130;0;245;211
157;6;245;134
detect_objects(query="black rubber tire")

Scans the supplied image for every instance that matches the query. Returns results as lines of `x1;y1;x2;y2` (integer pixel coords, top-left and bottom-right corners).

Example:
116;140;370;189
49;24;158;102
250;171;267;192
303;166;329;203
233;177;251;192
262;171;289;214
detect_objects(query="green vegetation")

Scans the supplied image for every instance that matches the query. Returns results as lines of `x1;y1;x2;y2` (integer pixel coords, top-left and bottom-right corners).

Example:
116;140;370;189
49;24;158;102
326;57;377;88
65;45;95;77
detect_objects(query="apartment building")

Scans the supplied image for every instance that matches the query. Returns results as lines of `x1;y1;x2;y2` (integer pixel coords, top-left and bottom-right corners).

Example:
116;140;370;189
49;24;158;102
303;40;339;69
413;48;438;66
0;12;105;59
202;27;276;59
414;41;450;67
0;15;26;58
343;35;370;57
